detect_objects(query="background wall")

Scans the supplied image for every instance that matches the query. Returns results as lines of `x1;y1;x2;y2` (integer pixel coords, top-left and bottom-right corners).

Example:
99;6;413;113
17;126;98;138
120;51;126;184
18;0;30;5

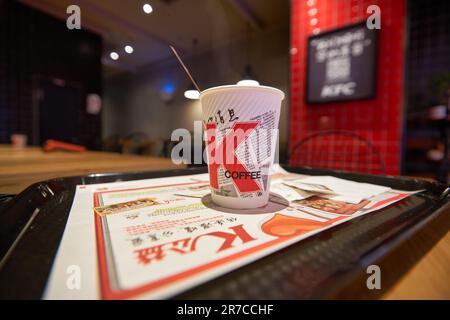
103;24;290;159
0;0;102;148
289;0;406;175
404;0;450;182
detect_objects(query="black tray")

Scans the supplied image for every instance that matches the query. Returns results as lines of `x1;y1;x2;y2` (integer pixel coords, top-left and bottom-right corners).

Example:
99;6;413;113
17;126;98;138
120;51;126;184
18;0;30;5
0;166;448;299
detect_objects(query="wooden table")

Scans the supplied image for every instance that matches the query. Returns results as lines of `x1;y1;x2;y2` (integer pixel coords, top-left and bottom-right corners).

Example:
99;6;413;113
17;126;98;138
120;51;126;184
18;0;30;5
332;203;450;300
381;208;450;299
0;145;448;299
0;145;183;194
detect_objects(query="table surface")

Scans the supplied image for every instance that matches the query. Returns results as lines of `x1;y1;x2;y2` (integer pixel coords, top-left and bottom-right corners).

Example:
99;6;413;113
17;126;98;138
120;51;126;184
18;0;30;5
381;207;450;299
0;145;449;299
0;145;182;194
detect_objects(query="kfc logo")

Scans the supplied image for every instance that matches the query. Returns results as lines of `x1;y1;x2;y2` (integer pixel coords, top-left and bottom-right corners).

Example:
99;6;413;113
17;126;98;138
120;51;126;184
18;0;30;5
205;121;262;193
134;224;257;265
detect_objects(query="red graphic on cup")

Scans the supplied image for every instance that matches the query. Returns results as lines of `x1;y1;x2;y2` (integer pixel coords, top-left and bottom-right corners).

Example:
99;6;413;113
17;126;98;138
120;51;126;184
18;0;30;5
205;121;262;193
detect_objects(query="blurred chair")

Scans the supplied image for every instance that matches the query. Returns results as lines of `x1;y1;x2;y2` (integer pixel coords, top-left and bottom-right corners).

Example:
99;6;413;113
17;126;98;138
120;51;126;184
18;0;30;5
102;135;122;153
141;138;164;157
121;132;149;154
289;130;386;175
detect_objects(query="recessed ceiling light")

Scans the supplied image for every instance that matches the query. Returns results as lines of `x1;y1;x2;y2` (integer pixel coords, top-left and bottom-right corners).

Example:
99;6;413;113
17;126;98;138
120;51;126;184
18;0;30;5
125;45;134;54
143;3;153;14
310;18;318;26
110;51;119;60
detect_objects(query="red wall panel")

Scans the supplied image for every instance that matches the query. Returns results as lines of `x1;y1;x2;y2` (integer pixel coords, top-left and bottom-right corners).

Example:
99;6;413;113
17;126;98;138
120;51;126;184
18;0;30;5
289;0;406;175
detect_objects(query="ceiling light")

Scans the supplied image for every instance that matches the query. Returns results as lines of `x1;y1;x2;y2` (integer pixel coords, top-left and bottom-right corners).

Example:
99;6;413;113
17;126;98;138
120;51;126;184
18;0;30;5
143;3;153;14
237;64;259;86
313;28;321;35
184;89;200;100
307;0;316;7
237;79;260;86
110;51;119;60
125;45;134;54
310;18;318;26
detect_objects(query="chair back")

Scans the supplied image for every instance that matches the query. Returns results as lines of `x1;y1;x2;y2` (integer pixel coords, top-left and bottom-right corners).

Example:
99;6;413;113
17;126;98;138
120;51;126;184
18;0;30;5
289;130;386;174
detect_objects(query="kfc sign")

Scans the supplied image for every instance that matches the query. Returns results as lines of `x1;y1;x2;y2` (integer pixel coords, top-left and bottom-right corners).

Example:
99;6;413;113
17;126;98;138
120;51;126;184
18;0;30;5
306;22;378;103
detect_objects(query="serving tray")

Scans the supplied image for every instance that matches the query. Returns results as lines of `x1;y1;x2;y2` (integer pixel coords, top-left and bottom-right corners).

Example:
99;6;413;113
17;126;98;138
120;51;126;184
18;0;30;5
0;166;448;299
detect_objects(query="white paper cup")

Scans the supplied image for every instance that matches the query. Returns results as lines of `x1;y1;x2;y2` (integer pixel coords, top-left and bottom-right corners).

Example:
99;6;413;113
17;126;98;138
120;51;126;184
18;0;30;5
200;85;284;209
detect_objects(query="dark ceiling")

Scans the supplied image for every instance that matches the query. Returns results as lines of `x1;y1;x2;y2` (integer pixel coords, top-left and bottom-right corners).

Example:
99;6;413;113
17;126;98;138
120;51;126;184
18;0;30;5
19;0;289;74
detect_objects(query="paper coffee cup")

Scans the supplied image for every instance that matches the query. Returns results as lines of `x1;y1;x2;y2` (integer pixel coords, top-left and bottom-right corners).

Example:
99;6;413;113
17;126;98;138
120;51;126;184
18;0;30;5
200;85;284;209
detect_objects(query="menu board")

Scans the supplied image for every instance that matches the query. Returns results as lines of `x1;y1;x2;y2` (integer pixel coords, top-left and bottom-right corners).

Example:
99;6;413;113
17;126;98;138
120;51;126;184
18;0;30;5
306;22;378;103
